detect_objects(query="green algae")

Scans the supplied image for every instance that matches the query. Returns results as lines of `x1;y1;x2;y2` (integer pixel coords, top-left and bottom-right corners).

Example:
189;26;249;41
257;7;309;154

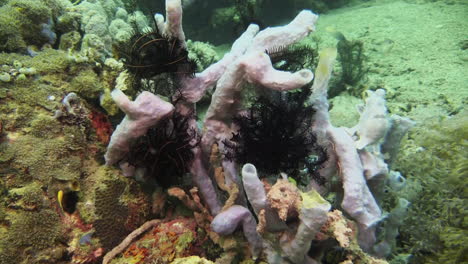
29;114;62;138
395;111;467;263
8;181;45;209
175;231;195;254
0;5;25;52
62;125;89;151
187;40;220;72
0;209;63;262
8;135;83;182
59;31;82;51
301;189;329;209
1;104;37;130
70;68;104;99
170;256;215;264
0;50;101;104
0;0;64;52
100;87;120;115
28;49;74;73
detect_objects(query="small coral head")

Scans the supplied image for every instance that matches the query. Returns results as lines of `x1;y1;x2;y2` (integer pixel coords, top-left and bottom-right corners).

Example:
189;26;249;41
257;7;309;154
267;179;301;221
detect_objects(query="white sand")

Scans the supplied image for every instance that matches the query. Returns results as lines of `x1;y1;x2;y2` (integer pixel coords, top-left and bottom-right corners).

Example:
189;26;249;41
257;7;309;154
312;0;467;124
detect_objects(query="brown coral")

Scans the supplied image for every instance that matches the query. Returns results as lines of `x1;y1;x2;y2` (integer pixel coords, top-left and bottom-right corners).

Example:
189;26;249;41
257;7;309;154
210;143;239;211
318;210;389;264
267;178;302;221
322;210;354;248
94;180;130;250
168;187;214;236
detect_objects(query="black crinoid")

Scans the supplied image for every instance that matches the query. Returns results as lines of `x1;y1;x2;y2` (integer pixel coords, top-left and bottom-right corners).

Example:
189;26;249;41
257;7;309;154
224;86;327;185
114;16;197;97
266;44;318;72
328;32;368;98
224;45;327;185
124;109;200;188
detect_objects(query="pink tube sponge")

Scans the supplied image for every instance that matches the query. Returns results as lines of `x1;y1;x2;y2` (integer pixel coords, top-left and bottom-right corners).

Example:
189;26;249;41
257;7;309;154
104;89;174;165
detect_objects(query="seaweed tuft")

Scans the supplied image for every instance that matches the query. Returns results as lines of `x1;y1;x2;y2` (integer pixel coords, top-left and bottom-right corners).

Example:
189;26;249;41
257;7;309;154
329;35;368;98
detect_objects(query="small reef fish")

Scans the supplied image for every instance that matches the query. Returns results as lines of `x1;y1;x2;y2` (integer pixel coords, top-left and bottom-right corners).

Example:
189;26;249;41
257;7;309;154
57;190;64;211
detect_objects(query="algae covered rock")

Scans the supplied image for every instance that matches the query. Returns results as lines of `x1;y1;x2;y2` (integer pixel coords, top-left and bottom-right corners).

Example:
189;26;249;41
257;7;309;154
59;31;82;51
100;87;120;115
8;135;83;181
171;256;215;264
109;18;133;43
70;68;104;99
0;209;63;262
0;0;67;52
29;113;62;138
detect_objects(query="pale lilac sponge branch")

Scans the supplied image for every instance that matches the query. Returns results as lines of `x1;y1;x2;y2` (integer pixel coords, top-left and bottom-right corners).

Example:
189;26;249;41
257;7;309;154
329;126;382;229
104;89;175;165
189;147;222;214
241;52;314;91
201;10;318;154
205;10;318;123
180;24;259;103
154;0;186;47
211;205;263;258
241;163;267;215
181;10;318;104
281;191;331;264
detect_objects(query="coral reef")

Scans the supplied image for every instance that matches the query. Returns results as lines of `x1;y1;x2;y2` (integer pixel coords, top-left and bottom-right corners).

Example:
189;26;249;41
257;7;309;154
2;0;462;263
0;0;67;52
0;30;135;263
103;217;224;264
103;1;411;263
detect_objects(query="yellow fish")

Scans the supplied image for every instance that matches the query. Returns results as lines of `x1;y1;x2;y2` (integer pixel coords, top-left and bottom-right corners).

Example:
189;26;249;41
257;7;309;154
57;190;64;211
325;26;346;41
